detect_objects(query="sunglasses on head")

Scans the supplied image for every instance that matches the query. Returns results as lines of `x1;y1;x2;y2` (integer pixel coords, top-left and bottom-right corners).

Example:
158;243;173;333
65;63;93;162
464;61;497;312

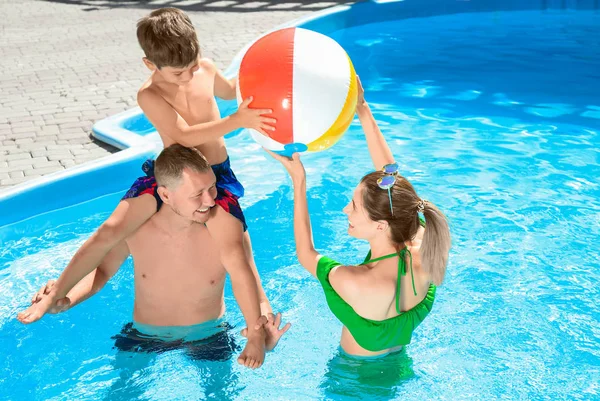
376;162;399;215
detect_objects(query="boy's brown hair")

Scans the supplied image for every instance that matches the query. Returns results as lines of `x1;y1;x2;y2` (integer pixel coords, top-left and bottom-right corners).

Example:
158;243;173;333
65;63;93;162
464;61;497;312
136;7;200;69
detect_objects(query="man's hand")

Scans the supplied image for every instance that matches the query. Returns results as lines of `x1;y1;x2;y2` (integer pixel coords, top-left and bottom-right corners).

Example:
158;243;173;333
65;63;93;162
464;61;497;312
17;280;71;324
242;312;291;352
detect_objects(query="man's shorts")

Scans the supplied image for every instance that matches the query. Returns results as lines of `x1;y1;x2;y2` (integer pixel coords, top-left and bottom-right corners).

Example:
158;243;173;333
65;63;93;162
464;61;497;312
112;319;239;362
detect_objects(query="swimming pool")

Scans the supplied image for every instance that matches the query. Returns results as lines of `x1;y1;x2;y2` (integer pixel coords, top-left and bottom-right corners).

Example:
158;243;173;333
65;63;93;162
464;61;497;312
2;1;599;400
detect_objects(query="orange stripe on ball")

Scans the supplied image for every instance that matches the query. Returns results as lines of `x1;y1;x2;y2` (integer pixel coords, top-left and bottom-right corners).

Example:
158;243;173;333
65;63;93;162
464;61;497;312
238;28;295;145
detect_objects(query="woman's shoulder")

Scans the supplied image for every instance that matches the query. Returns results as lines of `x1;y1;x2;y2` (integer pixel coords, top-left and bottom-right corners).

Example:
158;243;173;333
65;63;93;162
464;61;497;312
329;264;396;309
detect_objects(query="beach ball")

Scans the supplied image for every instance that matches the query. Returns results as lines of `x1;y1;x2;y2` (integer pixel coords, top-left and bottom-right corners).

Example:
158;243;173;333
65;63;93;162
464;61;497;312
237;27;357;155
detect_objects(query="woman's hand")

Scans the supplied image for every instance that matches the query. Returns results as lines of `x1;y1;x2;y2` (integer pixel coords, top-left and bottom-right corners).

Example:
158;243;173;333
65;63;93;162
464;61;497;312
354;74;395;169
264;149;306;183
356;75;367;109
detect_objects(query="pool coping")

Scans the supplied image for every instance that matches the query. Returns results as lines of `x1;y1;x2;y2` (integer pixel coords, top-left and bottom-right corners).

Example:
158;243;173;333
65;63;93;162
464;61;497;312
91;0;594;151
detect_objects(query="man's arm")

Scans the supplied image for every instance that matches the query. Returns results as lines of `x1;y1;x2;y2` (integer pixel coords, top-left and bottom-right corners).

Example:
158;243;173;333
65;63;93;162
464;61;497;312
205;207;266;368
62;241;131;308
43;194;155;305
241;232;272;316
17;241;130;323
206;208;264;333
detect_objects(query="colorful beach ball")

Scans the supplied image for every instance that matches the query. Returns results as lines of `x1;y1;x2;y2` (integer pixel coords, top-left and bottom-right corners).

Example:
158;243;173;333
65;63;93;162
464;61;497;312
237;27;358;155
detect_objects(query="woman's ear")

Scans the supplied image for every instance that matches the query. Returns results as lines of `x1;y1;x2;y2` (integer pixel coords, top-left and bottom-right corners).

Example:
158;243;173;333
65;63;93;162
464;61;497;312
377;220;389;231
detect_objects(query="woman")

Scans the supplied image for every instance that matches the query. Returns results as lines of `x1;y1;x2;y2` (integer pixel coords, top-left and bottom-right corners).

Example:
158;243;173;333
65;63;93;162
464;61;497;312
267;78;451;357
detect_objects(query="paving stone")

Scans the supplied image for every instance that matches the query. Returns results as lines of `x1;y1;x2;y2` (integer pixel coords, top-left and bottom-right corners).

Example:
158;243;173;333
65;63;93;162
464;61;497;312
0;0;344;189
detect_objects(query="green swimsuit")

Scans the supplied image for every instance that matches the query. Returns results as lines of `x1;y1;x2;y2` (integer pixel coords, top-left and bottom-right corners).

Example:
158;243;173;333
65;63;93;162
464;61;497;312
316;245;436;352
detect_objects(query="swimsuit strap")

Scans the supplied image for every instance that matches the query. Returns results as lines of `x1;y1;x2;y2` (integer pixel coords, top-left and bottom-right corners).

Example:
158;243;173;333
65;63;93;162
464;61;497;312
361;248;418;314
361;251;397;264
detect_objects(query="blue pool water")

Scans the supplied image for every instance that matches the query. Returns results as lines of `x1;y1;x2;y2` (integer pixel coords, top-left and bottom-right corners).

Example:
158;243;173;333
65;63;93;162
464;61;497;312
120;113;156;137
2;8;600;401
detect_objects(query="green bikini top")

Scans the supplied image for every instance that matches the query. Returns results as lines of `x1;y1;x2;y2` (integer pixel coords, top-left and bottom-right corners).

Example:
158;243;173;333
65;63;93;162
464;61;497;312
316;245;436;352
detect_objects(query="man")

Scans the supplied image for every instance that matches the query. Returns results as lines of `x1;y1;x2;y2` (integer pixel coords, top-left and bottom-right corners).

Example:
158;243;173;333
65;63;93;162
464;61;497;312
18;145;289;369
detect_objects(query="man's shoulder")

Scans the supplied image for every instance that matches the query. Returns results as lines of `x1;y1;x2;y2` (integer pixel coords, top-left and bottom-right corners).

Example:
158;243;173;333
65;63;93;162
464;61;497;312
126;214;161;245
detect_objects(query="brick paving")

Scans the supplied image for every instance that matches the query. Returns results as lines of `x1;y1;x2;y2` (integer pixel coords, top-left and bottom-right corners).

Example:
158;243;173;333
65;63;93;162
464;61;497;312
0;0;352;189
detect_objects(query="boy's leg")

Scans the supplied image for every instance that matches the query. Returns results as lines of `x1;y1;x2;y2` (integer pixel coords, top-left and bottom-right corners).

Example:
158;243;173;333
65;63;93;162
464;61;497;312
17;195;156;323
52;194;157;298
185;327;239;362
212;157;271;316
18;157;161;324
18;239;131;323
204;207;267;368
43;159;162;303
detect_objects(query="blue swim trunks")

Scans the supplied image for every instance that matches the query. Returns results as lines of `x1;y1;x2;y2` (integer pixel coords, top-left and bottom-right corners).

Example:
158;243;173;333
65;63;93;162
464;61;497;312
122;157;248;231
112;319;239;361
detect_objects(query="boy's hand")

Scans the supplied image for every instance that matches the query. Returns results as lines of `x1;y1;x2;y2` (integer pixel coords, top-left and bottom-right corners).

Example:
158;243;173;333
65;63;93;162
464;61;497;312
238;326;266;369
17;280;71;324
234;96;276;138
241;312;291;351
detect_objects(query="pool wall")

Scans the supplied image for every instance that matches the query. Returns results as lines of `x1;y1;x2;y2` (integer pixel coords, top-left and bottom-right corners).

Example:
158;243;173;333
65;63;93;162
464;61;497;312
1;0;596;229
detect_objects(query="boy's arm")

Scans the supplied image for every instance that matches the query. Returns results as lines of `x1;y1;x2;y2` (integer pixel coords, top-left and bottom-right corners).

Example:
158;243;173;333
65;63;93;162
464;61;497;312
356;77;395;170
138;88;275;147
291;170;321;278
207;59;237;100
